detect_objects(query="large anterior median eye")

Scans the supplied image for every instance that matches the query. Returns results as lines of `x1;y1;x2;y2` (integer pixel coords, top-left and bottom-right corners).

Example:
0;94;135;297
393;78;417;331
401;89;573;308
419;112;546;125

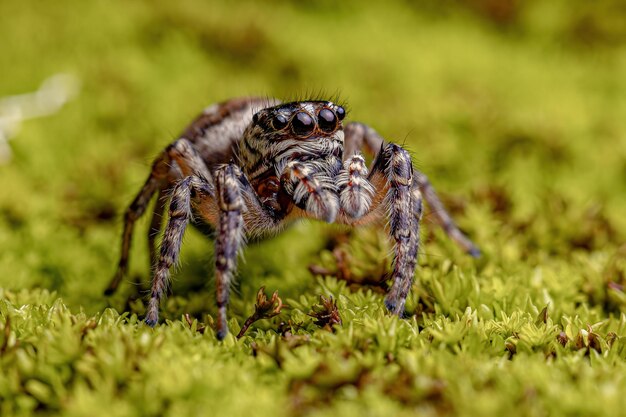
271;113;289;130
291;111;315;136
318;108;337;132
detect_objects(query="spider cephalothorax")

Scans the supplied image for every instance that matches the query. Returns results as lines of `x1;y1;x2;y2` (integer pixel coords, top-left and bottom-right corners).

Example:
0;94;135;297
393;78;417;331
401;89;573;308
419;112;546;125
239;101;348;224
106;97;480;339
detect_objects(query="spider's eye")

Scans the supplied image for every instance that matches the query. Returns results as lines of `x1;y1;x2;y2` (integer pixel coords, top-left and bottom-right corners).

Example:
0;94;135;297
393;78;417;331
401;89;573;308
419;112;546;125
252;113;259;124
271;114;289;130
335;106;346;120
318;108;337;132
291;111;315;136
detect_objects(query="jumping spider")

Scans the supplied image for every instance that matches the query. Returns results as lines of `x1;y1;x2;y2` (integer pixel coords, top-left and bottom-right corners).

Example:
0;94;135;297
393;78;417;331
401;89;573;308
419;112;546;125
106;97;480;340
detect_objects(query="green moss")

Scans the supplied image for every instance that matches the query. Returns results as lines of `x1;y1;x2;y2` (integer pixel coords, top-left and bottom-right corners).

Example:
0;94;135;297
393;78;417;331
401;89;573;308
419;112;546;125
2;0;626;415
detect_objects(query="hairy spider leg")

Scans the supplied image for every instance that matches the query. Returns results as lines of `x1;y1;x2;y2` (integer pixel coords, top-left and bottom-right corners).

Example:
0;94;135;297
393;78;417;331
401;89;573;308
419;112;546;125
413;171;480;257
212;166;246;340
106;152;172;295
381;145;423;314
365;143;423;315
147;188;167;269
342;122;385;160
211;168;286;337
107;137;216;295
168;138;213;180
343;122;480;257
145;175;213;327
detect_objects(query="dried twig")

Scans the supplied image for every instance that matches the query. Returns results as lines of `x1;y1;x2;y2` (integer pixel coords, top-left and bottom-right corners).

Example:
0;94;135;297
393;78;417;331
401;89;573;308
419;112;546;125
237;287;285;339
309;295;342;331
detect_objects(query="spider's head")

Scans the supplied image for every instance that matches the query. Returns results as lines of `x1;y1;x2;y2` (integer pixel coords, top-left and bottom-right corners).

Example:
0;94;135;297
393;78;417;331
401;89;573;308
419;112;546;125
249;101;346;144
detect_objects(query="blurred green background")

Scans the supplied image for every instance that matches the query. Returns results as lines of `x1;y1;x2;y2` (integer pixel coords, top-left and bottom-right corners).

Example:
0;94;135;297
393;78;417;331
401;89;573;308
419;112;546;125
1;1;626;416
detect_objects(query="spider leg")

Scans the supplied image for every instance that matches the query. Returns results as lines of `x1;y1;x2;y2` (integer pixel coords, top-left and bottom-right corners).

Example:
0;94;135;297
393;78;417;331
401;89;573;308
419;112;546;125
167;138;212;180
213;165;246;340
152;137;216;266
106;153;171;295
370;143;423;315
144;175;214;327
343;121;480;257
147;188;167;269
343;122;385;160
281;160;339;223
106;138;215;295
413;171;480;257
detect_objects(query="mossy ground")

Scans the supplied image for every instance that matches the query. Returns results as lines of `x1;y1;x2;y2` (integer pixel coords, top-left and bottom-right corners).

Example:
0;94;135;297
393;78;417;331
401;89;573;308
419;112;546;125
2;1;626;416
